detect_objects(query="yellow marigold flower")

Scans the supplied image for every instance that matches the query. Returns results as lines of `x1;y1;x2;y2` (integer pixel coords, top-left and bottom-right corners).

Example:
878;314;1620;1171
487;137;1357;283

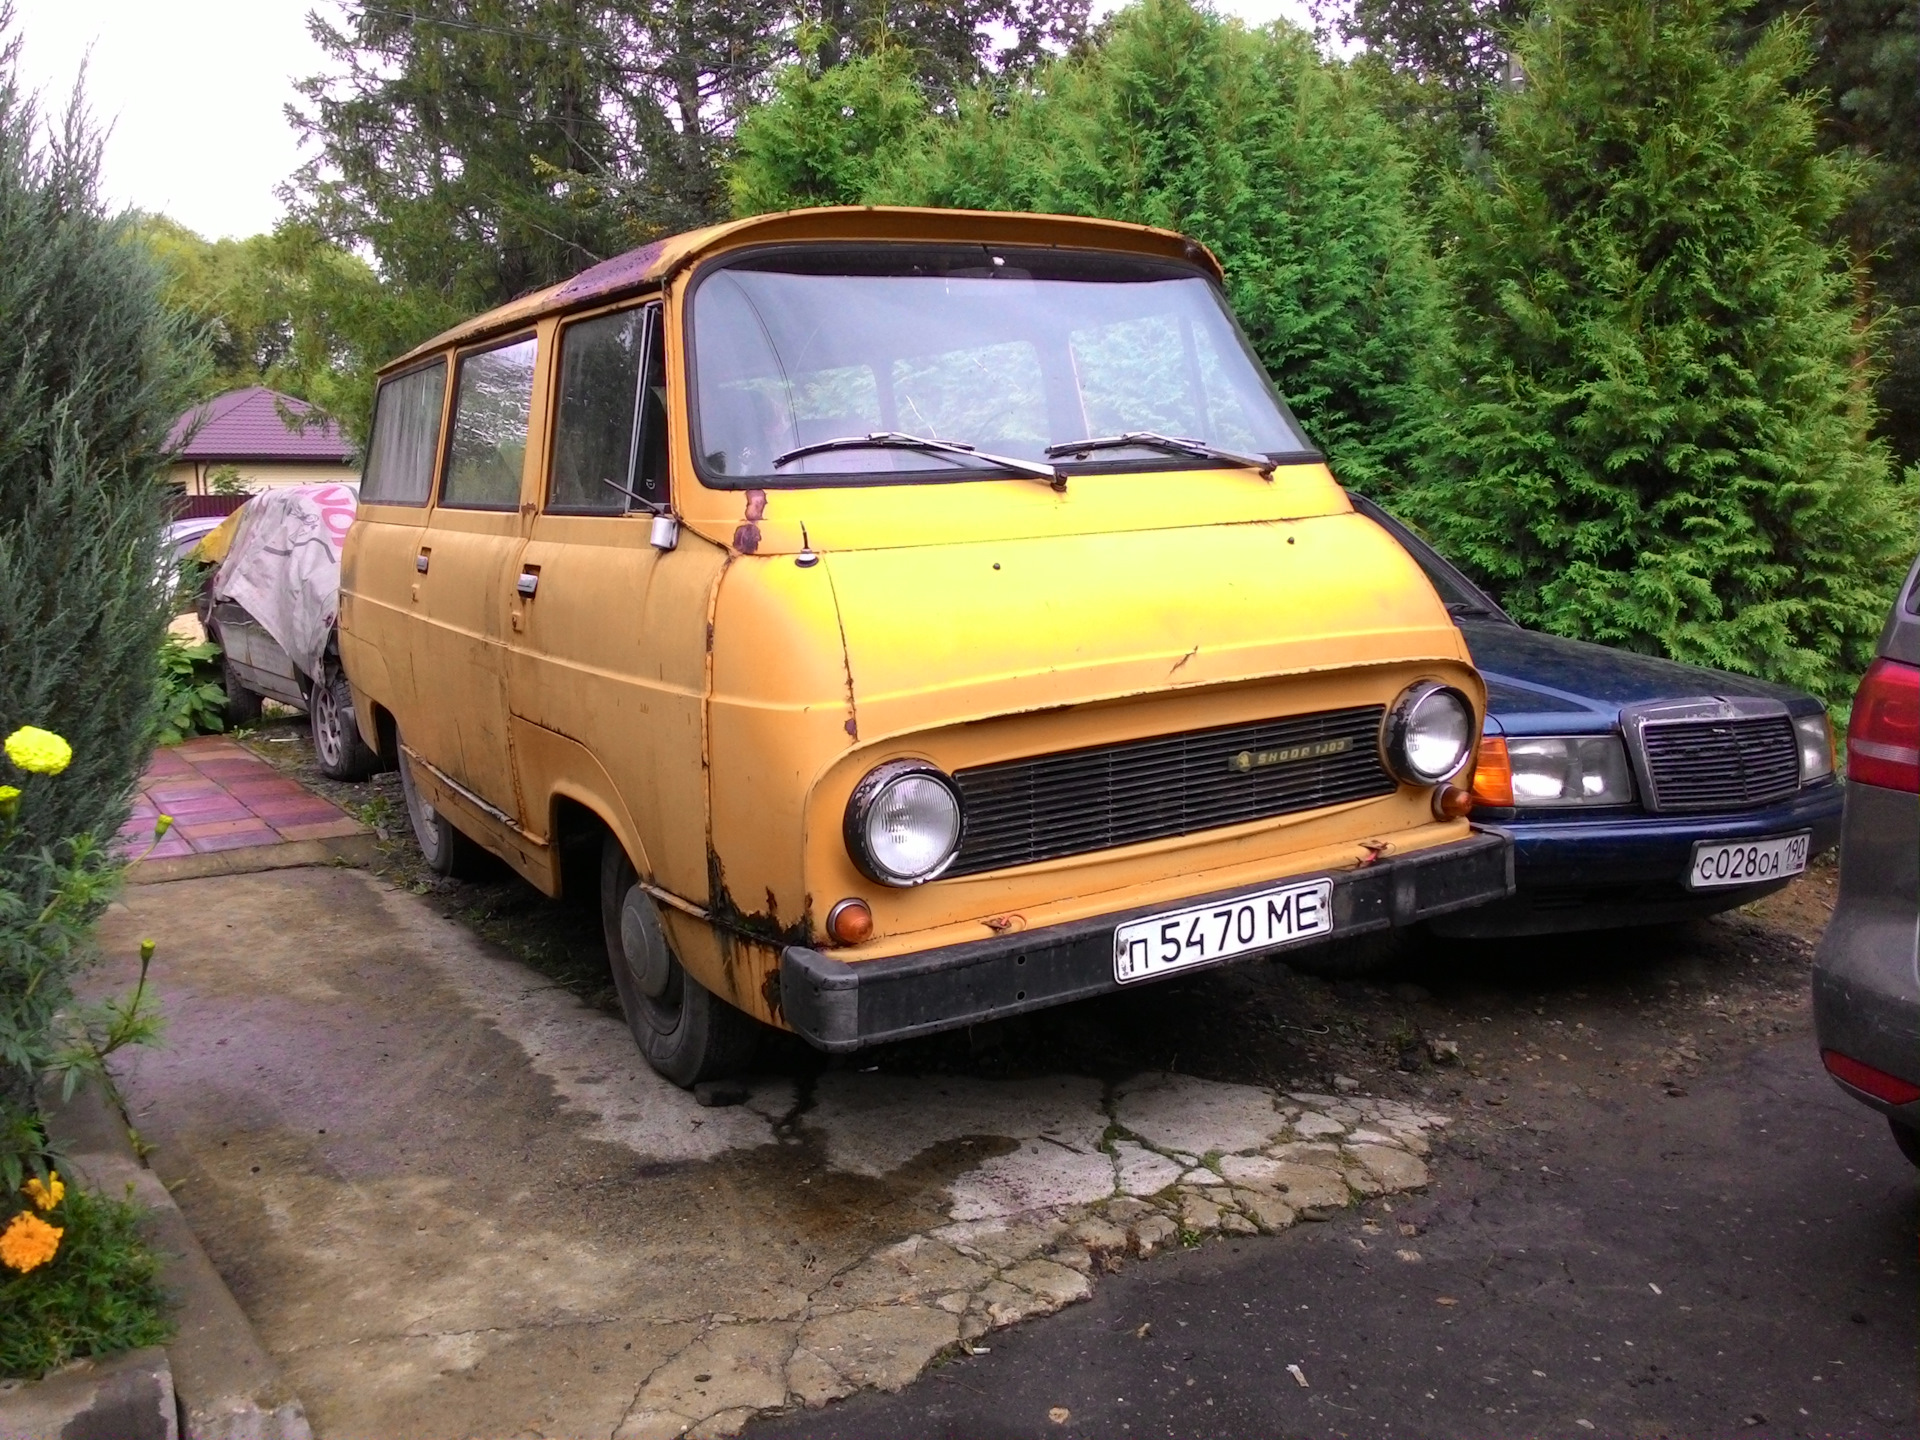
0;1211;62;1273
154;813;173;838
0;784;17;817
22;1172;64;1212
5;726;72;776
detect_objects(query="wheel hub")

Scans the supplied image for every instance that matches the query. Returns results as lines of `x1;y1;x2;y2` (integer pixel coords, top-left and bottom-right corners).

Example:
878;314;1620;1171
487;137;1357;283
619;887;673;999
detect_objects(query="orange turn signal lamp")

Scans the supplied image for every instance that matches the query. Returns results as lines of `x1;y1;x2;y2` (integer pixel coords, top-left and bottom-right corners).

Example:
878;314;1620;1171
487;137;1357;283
1468;734;1513;808
827;897;873;945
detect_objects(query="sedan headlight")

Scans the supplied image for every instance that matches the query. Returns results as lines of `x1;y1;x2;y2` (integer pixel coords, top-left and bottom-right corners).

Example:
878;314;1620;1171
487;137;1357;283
1793;711;1834;783
844;760;963;886
1383;682;1475;784
1507;735;1634;806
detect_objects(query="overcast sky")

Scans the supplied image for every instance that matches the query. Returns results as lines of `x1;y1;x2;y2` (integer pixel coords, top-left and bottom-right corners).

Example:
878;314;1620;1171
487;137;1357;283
7;0;1315;241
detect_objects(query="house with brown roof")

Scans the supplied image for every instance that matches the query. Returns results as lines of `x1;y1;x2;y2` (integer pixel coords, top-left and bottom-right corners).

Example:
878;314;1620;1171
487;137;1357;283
167;386;359;495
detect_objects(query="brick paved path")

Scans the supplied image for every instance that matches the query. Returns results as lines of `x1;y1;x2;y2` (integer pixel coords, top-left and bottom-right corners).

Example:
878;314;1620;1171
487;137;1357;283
120;738;364;863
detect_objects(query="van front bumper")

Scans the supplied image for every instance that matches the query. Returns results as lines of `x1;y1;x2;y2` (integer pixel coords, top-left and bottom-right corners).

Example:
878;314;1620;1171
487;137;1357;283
778;831;1512;1052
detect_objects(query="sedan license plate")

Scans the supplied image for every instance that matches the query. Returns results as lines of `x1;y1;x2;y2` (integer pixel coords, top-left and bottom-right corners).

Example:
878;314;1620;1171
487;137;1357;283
1687;832;1811;891
1114;879;1333;984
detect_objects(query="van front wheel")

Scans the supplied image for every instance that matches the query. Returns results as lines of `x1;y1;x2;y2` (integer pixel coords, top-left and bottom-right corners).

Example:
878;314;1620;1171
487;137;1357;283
600;836;760;1087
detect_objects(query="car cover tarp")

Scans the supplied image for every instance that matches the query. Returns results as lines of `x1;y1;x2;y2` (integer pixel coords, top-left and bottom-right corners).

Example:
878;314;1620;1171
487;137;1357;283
211;484;358;682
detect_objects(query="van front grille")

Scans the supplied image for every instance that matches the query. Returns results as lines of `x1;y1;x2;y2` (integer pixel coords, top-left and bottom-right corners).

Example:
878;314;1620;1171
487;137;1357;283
1640;715;1800;812
948;705;1396;877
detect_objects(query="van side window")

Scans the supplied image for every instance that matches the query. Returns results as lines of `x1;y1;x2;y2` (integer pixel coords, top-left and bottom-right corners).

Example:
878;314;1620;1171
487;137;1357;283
548;302;667;514
360;359;447;505
442;336;538;510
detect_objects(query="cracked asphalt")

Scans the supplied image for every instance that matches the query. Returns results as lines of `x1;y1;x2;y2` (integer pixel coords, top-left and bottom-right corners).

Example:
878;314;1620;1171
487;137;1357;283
749;998;1917;1440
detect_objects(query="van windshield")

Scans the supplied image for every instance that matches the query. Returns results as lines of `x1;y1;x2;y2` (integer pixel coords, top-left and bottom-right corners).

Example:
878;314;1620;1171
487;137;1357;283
688;245;1318;487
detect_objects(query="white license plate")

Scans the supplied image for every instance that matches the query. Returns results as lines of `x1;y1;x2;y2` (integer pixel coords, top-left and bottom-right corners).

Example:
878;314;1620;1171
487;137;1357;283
1114;879;1334;984
1687;832;1811;891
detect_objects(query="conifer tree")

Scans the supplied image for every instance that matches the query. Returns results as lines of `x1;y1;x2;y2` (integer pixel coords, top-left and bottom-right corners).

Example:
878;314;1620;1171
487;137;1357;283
732;0;1449;494
0;27;202;853
0;16;203;1127
1407;0;1915;702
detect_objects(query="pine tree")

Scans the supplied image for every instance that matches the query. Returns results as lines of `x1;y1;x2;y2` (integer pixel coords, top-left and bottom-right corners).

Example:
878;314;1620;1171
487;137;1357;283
1405;0;1914;704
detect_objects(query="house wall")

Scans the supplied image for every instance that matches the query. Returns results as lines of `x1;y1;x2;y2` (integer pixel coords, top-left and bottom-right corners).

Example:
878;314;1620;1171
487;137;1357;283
168;460;361;495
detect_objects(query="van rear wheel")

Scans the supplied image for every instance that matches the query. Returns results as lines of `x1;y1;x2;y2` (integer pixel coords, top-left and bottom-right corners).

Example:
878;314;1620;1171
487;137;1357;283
600;836;761;1087
396;738;488;878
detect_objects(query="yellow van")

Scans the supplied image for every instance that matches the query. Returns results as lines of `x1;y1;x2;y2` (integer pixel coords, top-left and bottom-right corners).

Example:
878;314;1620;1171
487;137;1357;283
339;207;1510;1085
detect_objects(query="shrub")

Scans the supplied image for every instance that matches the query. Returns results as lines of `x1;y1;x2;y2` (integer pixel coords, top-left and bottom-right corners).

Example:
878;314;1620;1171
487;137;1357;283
1404;0;1916;703
0;17;201;1131
154;636;226;745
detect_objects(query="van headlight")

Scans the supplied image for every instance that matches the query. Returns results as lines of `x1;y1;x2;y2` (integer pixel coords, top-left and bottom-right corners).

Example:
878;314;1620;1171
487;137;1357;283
1383;682;1475;784
1507;735;1634;806
845;761;964;885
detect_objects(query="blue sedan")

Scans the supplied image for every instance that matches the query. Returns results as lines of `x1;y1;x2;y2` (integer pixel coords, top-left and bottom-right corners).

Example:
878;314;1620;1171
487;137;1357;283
1351;495;1844;937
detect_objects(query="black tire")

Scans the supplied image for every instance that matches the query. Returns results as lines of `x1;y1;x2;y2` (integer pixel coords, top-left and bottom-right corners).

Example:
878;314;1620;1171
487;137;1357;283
1891;1117;1920;1170
309;662;381;780
221;654;262;727
599;834;761;1087
1283;929;1406;980
396;738;489;878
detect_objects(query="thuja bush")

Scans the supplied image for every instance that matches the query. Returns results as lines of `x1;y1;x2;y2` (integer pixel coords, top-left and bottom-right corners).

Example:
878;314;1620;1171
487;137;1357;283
1404;0;1916;703
730;0;1449;495
0;17;200;1140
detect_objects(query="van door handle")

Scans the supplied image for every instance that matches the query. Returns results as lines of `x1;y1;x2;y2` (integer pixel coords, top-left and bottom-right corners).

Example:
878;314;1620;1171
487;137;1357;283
416;548;431;573
516;568;539;598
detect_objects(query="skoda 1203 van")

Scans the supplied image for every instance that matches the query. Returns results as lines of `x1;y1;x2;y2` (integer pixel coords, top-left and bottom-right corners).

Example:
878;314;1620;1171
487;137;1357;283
338;207;1512;1085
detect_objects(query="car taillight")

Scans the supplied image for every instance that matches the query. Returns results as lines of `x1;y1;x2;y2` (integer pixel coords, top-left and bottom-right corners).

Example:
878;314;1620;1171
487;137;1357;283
1846;657;1920;793
1822;1049;1920;1106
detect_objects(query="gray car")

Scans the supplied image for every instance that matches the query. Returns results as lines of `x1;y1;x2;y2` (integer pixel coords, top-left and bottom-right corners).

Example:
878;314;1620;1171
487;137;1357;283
1811;554;1920;1166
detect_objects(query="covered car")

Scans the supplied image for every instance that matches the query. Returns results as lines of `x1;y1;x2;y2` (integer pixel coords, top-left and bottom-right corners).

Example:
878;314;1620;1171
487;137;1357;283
205;484;382;780
1351;495;1843;936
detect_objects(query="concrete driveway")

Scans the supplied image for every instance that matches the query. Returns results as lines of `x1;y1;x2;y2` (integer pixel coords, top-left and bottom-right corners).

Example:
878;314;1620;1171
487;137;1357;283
96;868;1442;1439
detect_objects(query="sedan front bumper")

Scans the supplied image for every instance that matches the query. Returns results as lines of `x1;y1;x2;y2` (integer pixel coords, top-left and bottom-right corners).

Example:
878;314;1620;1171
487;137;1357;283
1432;781;1842;937
779;831;1512;1052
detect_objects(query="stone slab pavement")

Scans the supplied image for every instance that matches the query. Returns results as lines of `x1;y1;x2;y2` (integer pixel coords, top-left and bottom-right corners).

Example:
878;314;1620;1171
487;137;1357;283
117;738;373;880
94;868;1445;1439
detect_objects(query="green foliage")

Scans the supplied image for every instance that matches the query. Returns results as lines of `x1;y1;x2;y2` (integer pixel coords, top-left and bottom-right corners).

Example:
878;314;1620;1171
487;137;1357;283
731;0;1449;494
1313;0;1533;148
0;35;202;855
0;12;194;1175
730;46;931;214
154;637;226;747
0;1187;171;1381
1403;0;1915;704
0;829;119;1190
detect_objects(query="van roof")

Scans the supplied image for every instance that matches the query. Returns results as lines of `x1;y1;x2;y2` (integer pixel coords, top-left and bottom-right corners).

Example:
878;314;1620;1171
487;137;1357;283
381;206;1221;374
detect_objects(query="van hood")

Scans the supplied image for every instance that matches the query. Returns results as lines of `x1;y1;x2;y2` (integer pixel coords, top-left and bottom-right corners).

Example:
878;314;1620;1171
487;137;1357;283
823;511;1472;740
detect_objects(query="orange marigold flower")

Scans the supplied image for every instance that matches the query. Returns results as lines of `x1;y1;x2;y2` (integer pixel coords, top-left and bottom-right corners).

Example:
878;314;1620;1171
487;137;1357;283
0;1211;62;1272
22;1171;64;1211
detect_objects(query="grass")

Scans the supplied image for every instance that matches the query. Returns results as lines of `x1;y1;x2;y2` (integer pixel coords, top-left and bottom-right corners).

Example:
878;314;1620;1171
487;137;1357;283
0;1188;171;1381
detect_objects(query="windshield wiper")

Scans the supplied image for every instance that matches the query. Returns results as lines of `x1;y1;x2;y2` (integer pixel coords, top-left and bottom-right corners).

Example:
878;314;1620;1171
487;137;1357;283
1045;431;1275;479
772;431;1065;491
